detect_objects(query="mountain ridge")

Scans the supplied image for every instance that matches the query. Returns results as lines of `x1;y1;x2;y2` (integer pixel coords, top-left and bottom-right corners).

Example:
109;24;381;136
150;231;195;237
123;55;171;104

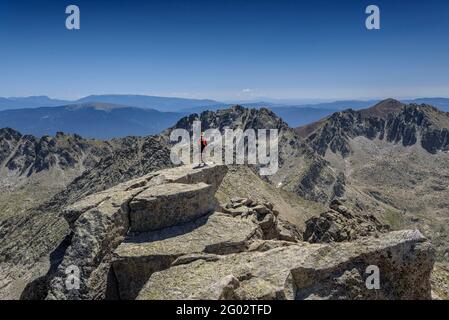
0;103;185;139
0;101;448;299
2;96;449;137
298;99;449;156
0;95;221;112
2;94;449;112
291;99;449;272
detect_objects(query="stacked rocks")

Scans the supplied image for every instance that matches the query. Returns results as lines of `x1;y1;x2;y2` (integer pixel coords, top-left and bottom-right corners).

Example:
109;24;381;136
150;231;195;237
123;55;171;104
304;199;390;243
221;197;302;242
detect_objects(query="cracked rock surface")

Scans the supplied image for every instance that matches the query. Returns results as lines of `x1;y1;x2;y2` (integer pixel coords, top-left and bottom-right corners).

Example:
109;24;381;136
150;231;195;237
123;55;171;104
46;164;227;300
138;230;434;300
40;164;434;300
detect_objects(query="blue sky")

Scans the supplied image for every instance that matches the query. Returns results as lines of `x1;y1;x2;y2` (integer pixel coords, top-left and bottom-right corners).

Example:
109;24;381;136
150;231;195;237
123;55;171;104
1;0;449;101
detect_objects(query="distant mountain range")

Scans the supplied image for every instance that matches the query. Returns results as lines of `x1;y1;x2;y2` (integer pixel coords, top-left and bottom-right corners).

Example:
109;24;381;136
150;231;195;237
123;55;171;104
74;95;219;112
157;97;449;128
0;96;71;109
0;103;185;139
0;95;220;112
1;95;449;113
1;95;449;138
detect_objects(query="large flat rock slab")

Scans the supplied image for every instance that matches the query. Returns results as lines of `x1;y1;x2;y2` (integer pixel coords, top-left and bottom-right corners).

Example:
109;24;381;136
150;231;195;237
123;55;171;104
46;164;227;300
150;164;228;194
129;182;215;232
61;164;227;230
112;212;262;299
137;230;434;300
122;164;228;195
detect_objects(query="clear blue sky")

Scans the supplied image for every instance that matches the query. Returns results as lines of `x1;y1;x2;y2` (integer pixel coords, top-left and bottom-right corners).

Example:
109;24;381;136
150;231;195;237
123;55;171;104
1;0;449;101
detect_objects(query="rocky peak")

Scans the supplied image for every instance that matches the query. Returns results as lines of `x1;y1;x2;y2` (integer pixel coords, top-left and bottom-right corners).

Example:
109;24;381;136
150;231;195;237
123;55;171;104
1;130;112;176
0;127;22;141
305;109;384;157
231;104;245;112
0;128;23;165
164;105;306;177
386;104;449;153
359;98;404;120
168;105;291;134
303;101;449;157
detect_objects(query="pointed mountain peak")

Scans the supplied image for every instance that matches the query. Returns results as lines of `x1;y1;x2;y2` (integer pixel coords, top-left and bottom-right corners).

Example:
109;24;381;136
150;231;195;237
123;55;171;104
359;98;404;119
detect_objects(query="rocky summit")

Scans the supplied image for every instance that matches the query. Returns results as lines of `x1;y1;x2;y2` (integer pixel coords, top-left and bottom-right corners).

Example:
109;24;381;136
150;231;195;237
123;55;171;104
1;101;448;300
23;164;434;300
45;164;227;300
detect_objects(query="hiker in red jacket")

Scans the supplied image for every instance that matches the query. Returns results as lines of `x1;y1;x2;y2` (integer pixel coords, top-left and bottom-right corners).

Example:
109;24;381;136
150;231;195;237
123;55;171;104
200;132;208;166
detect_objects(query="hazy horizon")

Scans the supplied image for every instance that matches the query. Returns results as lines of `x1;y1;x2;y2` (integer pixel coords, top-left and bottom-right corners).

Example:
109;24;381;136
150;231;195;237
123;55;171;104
3;94;449;106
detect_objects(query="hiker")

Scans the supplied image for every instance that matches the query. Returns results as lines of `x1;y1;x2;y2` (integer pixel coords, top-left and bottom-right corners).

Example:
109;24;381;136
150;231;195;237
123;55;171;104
200;132;208;166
